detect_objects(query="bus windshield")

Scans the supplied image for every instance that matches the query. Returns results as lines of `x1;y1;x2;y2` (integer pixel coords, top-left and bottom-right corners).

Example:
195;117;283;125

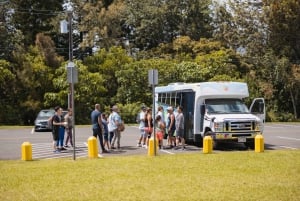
205;99;249;114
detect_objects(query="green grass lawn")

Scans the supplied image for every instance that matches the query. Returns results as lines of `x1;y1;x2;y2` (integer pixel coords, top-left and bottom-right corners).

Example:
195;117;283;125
0;150;299;201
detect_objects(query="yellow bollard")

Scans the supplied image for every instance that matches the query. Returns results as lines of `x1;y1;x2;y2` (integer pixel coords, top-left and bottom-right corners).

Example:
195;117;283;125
255;134;264;153
88;136;98;158
148;137;158;156
21;142;32;161
203;136;213;154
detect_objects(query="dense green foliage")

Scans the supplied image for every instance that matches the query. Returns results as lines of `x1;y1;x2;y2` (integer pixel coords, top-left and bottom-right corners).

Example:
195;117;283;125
0;0;299;125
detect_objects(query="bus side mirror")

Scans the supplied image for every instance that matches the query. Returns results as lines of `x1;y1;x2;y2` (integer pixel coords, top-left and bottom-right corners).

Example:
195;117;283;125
200;104;205;116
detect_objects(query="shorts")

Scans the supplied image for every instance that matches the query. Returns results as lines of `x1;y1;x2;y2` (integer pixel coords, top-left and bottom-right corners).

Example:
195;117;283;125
168;129;175;137
176;129;184;138
140;129;146;138
156;131;163;141
52;129;59;141
144;127;153;134
103;132;108;141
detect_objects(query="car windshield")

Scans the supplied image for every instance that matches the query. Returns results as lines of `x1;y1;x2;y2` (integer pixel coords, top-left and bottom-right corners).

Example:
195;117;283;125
205;99;249;114
37;110;54;118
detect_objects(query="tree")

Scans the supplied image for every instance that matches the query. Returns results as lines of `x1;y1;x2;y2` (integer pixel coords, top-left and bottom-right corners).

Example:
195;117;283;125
0;2;24;61
125;0;212;50
265;0;300;62
83;46;132;105
10;0;64;47
44;61;107;124
115;58;176;105
0;60;17;124
212;0;266;57
76;0;127;51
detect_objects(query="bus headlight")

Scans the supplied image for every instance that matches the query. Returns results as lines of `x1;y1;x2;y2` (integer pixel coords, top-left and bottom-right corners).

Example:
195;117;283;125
214;122;224;132
256;121;263;131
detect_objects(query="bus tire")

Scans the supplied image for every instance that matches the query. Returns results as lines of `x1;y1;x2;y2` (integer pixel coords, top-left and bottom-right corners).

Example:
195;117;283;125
194;134;203;147
204;131;218;149
244;140;255;150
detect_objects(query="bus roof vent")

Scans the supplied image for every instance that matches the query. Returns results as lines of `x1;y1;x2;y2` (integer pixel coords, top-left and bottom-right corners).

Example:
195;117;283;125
168;82;186;86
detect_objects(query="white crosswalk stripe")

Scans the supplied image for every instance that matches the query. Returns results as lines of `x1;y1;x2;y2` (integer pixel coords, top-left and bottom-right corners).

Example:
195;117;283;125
31;142;88;160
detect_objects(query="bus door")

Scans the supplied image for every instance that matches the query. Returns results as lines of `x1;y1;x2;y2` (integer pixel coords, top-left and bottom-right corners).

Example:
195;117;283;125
249;98;265;132
181;92;195;141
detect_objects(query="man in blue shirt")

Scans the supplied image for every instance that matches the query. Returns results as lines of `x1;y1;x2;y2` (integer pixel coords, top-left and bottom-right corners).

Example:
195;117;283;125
91;104;108;153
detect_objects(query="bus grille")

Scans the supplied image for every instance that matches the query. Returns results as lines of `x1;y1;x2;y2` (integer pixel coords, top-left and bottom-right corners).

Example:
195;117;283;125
226;121;255;132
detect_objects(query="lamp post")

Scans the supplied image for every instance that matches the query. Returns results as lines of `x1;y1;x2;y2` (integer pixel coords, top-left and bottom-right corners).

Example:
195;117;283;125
61;11;78;160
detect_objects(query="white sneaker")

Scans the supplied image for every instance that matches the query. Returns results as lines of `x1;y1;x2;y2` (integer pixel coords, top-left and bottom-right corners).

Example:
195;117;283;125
137;143;142;147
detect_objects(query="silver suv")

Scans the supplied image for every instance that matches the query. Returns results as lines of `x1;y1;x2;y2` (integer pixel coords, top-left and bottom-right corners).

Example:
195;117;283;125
34;109;55;132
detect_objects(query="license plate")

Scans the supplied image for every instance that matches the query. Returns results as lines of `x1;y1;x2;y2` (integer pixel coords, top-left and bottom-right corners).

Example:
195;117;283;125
238;137;246;142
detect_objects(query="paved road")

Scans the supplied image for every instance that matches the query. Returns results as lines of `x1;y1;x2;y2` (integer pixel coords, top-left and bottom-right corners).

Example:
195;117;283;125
0;123;299;160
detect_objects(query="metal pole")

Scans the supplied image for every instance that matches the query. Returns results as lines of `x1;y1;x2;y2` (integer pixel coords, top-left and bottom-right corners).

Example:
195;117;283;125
68;11;73;109
68;11;76;160
152;71;156;156
72;79;76;160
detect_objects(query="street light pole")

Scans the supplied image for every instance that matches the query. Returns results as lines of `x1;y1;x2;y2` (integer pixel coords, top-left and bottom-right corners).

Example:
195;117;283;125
68;11;73;109
61;10;77;160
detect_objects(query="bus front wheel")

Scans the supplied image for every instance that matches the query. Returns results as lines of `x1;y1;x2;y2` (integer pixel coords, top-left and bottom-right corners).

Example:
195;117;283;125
204;131;218;149
244;140;255;150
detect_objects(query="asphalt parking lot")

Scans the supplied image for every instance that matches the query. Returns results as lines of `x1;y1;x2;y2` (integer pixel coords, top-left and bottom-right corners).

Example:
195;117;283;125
0;123;299;160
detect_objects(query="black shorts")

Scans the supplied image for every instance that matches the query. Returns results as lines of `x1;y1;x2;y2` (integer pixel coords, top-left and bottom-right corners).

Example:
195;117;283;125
52;129;59;141
103;132;108;141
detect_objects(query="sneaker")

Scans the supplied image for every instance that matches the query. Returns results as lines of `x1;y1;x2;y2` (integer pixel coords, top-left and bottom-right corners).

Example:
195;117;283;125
60;147;67;150
102;149;109;153
53;150;60;153
64;145;69;148
142;144;147;148
111;146;116;149
137;143;142;147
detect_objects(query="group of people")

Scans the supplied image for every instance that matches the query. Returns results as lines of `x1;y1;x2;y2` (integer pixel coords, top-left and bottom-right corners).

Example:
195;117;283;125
91;104;124;154
50;103;184;154
50;106;73;153
137;105;185;150
50;103;125;154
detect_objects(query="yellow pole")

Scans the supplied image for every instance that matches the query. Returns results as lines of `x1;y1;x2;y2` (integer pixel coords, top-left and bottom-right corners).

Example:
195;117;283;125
21;142;32;161
88;136;98;158
255;134;264;153
203;136;213;154
148;137;158;156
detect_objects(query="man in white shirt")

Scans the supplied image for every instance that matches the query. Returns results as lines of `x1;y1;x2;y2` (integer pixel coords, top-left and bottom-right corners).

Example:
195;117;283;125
137;106;147;147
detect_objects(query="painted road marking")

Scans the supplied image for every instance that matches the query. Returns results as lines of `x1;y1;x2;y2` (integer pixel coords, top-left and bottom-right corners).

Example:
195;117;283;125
276;136;300;141
279;146;298;150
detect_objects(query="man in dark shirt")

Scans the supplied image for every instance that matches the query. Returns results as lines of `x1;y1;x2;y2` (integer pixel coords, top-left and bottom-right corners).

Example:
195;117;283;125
91;104;108;154
52;106;66;153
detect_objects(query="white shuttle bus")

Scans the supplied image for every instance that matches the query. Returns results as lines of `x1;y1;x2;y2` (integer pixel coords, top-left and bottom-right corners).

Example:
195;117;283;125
155;82;265;149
